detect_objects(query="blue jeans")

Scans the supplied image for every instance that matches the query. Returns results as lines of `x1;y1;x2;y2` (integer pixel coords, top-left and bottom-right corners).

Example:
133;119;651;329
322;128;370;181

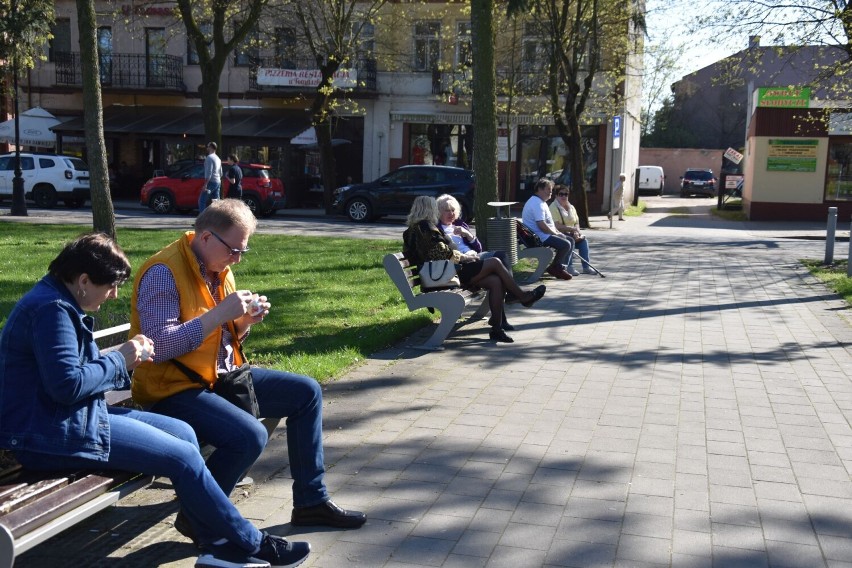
13;406;262;552
151;368;328;508
543;234;574;269
566;237;590;271
198;181;220;213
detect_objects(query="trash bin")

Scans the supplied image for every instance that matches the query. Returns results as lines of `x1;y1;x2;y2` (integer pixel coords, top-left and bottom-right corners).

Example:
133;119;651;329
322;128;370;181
485;201;520;265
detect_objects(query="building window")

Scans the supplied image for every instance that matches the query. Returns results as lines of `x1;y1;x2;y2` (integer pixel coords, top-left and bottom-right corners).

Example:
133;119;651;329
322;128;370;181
825;137;852;201
274;27;297;68
521;22;547;72
98;27;112;85
234;23;259;67
456;22;471;68
357;22;375;59
147;28;167;86
413;21;440;72
187;23;211;65
49;18;71;63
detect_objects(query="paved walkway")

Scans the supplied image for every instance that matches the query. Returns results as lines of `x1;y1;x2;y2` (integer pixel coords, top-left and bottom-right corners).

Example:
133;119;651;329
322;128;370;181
12;201;852;567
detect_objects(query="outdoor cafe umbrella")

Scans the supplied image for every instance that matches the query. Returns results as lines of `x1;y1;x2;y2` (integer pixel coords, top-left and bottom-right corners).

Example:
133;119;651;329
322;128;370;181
0;107;59;147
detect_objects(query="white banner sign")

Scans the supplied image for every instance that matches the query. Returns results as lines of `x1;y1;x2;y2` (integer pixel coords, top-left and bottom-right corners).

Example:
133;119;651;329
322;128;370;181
724;147;744;164
257;68;358;89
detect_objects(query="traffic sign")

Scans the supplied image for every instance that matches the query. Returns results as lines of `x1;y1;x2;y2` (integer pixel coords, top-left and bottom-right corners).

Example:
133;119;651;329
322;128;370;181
613;116;621;150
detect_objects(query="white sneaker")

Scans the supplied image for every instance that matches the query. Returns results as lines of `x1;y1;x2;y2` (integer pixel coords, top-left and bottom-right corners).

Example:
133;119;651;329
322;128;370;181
565;266;580;276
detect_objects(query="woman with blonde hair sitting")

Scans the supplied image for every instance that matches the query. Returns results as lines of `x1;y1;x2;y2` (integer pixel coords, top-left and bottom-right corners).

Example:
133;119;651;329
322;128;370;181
403;195;545;343
550;184;594;275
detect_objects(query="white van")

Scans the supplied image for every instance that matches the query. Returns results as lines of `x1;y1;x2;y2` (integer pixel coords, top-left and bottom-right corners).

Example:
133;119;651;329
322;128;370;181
638;165;665;196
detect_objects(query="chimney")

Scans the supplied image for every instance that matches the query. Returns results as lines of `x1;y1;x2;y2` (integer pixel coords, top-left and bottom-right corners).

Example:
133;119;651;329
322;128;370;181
749;35;761;49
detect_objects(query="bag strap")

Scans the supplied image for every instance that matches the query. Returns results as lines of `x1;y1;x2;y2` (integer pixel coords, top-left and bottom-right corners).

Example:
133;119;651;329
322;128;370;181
169;320;249;388
427;260;449;280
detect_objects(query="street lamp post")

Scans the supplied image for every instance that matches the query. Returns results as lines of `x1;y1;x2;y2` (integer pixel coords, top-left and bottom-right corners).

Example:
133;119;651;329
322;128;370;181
9;0;27;216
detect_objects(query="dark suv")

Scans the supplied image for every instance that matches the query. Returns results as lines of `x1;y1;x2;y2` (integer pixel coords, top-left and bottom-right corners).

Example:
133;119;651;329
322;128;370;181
333;165;475;222
680;169;717;197
140;162;285;217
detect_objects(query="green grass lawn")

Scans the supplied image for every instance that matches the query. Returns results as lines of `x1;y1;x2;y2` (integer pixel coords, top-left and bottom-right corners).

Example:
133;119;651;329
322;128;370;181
803;259;852;305
0;225;433;382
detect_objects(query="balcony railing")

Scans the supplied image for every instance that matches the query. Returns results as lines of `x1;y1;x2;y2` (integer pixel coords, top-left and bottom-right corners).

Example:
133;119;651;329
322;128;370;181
248;57;377;92
432;67;553;97
55;52;186;91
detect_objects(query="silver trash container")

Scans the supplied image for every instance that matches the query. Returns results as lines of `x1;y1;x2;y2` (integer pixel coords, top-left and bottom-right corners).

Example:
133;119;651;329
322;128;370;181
485;216;518;266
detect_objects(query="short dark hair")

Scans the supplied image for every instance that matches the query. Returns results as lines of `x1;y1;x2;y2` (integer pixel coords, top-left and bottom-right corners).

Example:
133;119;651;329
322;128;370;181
207;142;217;151
48;233;131;286
554;183;570;193
535;178;554;193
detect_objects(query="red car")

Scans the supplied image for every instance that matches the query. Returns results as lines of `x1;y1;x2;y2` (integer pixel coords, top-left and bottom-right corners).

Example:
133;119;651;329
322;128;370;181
140;161;286;216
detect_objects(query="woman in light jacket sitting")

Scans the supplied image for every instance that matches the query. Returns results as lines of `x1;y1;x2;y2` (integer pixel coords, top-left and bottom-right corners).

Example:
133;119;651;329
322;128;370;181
549;184;594;275
403;195;545;343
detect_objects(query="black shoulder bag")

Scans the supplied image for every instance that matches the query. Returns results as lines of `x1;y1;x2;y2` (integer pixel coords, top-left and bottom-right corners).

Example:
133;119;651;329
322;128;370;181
170;323;260;418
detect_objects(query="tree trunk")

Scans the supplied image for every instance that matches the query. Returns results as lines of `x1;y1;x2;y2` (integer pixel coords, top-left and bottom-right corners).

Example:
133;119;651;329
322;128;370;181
564;112;590;228
471;0;498;247
76;0;115;238
200;70;223;147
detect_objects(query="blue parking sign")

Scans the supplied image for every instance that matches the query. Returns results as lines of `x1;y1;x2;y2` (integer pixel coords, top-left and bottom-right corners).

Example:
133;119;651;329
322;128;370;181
613;116;621;149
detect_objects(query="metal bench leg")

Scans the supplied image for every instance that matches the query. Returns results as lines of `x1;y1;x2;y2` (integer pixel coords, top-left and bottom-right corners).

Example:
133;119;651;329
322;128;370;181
414;293;466;350
517;247;554;284
0;524;13;568
470;291;491;321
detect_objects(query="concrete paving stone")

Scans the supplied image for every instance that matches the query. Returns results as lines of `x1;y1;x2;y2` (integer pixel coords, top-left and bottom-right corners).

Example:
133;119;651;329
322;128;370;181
672;553;713;568
760;517;819;546
409;513;469;541
708;467;754;488
391;535;457;566
712;522;766;552
484;545;547;568
673;528;712;557
675;489;710;512
750;465;797;485
706;428;746;443
747;450;792;468
709;502;761;527
312;539;395;566
521;483;571;507
545;539;617;567
615;533;673;564
711;546;770;567
817;534;852;562
384;479;446;504
564;496;626;521
706;453;750;472
451;529;502;558
629;476;675;498
336;518;417;548
753;480;803;502
782;435;837;453
369;497;433;524
497;521;557;550
467;508;513;533
480;488;524;511
510;501;564;527
428;492;483;519
622;511;674;539
442;553;488;568
797;476;852;499
457;459;508;481
765;540;828;568
493;472;533;493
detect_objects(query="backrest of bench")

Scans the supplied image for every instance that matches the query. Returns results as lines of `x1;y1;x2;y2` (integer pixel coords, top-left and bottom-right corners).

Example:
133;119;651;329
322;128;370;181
383;253;421;305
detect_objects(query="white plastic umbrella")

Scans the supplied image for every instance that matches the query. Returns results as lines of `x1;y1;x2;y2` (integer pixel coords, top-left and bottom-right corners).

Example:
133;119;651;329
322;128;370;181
0;107;59;147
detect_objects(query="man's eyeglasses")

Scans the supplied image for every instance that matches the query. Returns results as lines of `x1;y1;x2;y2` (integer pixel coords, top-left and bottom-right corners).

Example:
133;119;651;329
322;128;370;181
210;231;250;256
557;192;570;197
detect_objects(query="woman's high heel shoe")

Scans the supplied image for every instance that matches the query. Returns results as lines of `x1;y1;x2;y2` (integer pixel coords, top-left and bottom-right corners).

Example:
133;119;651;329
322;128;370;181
489;327;514;343
521;285;546;308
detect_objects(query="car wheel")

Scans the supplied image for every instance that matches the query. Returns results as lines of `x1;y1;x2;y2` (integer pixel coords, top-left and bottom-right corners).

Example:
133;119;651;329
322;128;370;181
242;195;261;217
33;185;57;208
149;191;174;214
346;197;372;222
658;183;664;196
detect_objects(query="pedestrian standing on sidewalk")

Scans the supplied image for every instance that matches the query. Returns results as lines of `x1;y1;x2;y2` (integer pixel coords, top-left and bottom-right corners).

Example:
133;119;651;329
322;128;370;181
609;172;626;221
199;142;222;214
226;155;243;200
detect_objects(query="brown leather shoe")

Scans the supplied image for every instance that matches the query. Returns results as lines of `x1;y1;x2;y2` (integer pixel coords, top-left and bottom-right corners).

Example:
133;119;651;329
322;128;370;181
546;266;573;280
291;500;366;529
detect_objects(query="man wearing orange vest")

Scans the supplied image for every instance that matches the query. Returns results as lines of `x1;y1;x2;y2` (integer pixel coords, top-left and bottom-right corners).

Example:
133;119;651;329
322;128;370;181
130;199;366;546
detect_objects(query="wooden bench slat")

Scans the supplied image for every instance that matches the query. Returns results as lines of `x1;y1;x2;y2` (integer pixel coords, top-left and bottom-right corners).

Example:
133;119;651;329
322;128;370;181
0;477;74;515
1;471;141;540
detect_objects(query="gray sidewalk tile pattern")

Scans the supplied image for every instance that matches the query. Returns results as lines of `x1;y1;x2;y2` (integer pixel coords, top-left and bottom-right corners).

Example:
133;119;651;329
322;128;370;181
10;207;852;567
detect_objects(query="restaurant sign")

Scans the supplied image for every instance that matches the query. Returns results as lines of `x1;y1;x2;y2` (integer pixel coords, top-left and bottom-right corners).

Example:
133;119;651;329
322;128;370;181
257;68;357;89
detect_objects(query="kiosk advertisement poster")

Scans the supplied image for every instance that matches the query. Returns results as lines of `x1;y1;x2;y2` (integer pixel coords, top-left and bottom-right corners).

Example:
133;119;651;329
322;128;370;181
767;139;818;172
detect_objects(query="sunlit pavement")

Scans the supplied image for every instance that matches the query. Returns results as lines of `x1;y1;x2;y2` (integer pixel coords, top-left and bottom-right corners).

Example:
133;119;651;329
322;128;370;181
9;199;852;567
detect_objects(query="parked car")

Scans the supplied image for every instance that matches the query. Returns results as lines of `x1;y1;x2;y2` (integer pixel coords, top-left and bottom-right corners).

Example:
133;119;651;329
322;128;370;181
140;161;286;217
333;165;475;222
638;165;665;196
0;153;89;208
680;168;717;197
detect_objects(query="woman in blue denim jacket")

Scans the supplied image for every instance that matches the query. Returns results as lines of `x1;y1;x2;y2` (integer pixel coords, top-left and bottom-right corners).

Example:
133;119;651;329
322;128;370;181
0;233;309;568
